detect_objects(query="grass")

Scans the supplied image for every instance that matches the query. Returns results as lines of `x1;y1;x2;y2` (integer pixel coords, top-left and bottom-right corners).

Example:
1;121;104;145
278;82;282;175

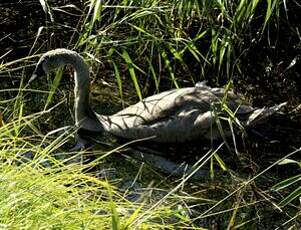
0;97;300;229
0;0;300;228
0;108;202;229
75;0;282;87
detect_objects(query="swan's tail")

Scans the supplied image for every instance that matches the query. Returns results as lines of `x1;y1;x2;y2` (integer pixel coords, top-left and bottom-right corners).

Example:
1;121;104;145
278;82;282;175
246;102;287;127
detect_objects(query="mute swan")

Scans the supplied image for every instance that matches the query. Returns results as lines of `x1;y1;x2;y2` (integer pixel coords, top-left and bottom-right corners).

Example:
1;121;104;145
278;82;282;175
30;49;286;146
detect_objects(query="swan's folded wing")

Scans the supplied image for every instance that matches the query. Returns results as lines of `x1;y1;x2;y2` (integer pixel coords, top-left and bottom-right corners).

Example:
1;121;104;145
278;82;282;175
97;86;255;142
99;87;224;142
104;108;216;142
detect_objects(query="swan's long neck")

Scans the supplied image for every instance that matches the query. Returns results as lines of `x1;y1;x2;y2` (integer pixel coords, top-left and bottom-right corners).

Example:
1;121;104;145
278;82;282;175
42;49;105;133
50;50;93;127
72;56;91;126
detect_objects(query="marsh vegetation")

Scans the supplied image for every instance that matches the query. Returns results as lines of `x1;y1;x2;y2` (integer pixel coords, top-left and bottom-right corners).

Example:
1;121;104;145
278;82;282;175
0;0;300;229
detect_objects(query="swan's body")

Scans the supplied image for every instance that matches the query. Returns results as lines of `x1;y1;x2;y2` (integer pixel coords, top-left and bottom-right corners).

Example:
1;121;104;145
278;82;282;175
99;87;251;142
30;49;286;143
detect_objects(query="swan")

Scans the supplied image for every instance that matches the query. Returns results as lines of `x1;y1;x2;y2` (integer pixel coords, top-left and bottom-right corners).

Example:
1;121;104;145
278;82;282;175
29;49;286;146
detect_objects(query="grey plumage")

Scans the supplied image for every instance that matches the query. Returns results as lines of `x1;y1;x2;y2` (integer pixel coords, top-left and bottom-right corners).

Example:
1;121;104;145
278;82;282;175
31;48;286;144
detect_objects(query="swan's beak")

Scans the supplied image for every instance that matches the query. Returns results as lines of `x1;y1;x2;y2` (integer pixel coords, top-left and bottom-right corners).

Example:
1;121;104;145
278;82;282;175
29;64;45;84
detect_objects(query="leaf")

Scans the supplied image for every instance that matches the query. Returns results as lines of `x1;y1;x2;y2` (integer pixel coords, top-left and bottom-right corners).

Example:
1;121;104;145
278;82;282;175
92;0;103;24
129;23;157;39
278;186;301;207
213;152;227;171
38;0;54;22
44;68;63;110
121;50;143;101
38;0;48;13
112;61;124;107
278;158;300;166
123;205;143;229
161;50;179;88
147;58;160;92
272;174;301;191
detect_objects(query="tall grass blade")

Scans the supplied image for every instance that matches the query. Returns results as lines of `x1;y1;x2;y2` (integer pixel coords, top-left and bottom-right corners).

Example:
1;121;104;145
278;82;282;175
272;174;301;191
278;186;301;207
38;0;54;22
121;50;143;100
108;187;121;230
112;61;124;106
147;58;160;92
263;0;279;32
44;68;63;110
123;205;143;229
92;0;103;25
161;50;179;88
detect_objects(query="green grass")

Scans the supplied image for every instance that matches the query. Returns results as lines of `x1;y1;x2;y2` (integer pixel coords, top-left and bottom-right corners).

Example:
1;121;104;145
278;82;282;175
25;0;283;98
74;0;282;88
0;82;299;229
0;109;201;229
0;164;113;229
0;0;300;228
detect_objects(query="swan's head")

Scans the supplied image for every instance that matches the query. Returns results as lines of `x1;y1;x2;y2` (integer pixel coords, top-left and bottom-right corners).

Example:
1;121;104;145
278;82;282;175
29;49;77;83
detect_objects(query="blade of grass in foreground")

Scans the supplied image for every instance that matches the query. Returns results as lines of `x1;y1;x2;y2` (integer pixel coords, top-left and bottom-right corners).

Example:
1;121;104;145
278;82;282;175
272;174;301;207
161;49;179;88
147;58;160;93
277;186;301;207
121;50;143;100
0;105;195;228
112;61;125;107
44;68;63;110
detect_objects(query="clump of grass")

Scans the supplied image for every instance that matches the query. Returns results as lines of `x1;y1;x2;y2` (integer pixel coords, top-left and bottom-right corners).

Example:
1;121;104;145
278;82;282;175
1;1;300;228
1;72;300;229
29;0;284;103
272;159;301;207
0;98;201;229
76;0;282;90
0;163;113;229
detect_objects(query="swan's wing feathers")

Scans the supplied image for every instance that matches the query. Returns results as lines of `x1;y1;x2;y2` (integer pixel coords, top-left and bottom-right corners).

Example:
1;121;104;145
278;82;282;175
99;86;258;142
105;107;216;142
108;87;215;126
101;87;226;142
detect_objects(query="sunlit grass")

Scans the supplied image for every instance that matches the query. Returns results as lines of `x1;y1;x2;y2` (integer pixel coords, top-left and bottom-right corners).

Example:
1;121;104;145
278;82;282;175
0;96;199;229
1;70;300;229
0;0;300;228
73;0;282;91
